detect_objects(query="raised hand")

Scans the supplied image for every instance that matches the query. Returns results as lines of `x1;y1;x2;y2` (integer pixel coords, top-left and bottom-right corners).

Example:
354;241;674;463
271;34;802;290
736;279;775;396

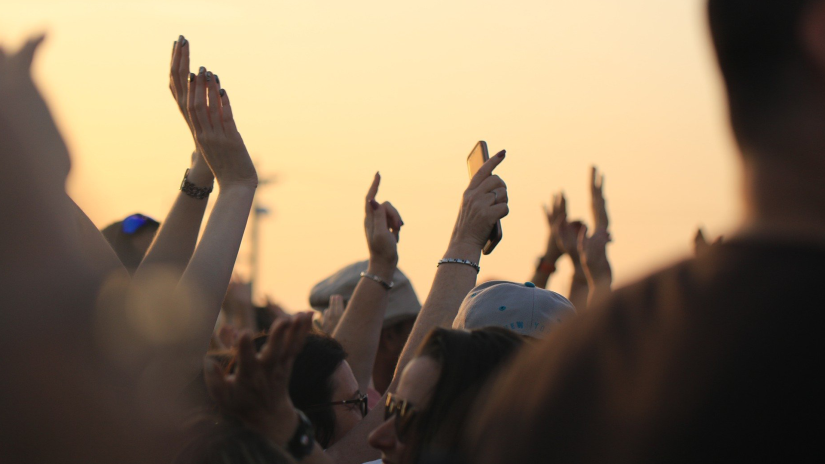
205;312;314;446
578;225;612;283
170;36;213;183
0;34;71;184
188;67;257;188
364;173;403;271
590;166;609;231
451;150;509;251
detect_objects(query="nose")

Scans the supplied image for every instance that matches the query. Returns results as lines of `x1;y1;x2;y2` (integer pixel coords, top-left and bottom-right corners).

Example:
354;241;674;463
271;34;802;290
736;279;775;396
368;417;397;453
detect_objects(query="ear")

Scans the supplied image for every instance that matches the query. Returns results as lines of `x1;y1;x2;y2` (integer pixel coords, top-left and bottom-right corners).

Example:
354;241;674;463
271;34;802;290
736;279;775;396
802;1;825;76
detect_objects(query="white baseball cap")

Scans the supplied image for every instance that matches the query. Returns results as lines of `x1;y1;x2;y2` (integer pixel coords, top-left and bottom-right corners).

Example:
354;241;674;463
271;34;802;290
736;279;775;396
452;281;576;339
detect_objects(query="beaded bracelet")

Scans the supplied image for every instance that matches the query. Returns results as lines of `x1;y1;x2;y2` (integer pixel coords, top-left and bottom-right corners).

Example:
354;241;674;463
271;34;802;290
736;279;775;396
180;168;214;200
360;272;393;290
437;258;481;274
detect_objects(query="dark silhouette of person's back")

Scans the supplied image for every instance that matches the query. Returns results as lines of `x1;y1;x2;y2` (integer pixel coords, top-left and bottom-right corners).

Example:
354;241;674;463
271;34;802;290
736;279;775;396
466;1;825;462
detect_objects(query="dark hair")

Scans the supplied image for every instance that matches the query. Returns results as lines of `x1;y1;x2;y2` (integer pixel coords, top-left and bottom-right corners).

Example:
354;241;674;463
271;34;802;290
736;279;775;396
174;416;294;464
708;0;815;147
287;332;348;448
405;327;524;464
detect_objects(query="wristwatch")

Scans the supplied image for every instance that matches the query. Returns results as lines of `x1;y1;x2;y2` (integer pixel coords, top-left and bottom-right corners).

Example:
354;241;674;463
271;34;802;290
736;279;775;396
287;410;316;460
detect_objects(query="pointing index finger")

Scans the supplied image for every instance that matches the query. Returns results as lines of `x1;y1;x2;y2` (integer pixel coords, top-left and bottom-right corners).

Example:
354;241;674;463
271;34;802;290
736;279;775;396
469;150;505;189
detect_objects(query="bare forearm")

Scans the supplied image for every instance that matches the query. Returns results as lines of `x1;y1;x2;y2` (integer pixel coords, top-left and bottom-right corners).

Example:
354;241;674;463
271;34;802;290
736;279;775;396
177;184;256;353
136;160;212;277
332;259;394;392
568;263;589;311
392;241;481;384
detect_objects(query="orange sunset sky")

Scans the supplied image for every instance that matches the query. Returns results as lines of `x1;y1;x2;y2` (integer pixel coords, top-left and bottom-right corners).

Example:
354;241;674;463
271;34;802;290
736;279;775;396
2;0;741;311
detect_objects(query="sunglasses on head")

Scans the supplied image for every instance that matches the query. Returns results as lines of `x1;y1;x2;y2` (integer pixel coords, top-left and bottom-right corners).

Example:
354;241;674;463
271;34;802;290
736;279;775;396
384;393;418;441
121;214;158;235
305;392;368;418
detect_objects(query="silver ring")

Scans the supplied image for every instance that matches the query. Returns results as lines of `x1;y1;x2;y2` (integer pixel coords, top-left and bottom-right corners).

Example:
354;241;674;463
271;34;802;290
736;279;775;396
492;191;498;202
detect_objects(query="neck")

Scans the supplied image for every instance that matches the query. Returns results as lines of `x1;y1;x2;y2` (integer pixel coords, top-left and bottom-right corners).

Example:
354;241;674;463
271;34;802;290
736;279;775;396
740;149;825;243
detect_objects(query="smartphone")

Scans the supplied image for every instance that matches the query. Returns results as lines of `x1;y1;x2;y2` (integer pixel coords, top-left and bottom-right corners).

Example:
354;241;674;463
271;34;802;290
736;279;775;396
467;141;503;255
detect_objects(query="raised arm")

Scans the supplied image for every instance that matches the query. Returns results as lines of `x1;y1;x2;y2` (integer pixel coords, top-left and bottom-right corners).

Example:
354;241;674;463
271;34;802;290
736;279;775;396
134;36;214;278
326;149;510;464
171;66;258;364
577;166;613;308
531;194;566;288
332;173;402;392
552;192;589;310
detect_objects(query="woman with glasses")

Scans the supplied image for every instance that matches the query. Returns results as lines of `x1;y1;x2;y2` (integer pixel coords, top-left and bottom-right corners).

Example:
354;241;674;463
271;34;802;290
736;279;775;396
367;327;524;464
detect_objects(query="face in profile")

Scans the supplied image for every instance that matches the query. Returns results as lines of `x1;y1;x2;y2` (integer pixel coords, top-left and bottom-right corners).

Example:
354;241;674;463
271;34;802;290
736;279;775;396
326;360;368;444
368;356;441;464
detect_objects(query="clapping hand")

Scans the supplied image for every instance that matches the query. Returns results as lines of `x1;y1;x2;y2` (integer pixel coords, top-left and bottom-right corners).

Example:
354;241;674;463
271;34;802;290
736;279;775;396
578;225;612;283
170;35;213;182
205;312;314;446
188;66;257;188
321;294;345;335
590;166;609;232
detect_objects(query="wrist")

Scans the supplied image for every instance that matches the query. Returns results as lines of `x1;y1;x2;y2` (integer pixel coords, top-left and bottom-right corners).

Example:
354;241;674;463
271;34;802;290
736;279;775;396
444;240;483;264
367;259;396;283
187;164;214;187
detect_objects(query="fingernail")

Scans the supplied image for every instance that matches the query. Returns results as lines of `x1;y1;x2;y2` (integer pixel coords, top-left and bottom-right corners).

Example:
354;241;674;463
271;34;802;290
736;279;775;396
497;150;506;158
215;75;220;85
179;35;184;42
182;38;188;46
219;88;225;97
370;199;380;210
206;71;212;81
199;66;205;74
189;73;195;83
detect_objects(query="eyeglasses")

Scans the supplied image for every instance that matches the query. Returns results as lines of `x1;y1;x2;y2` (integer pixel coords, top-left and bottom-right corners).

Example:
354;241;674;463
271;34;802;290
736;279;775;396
305;392;368;418
121;214;158;235
384;393;417;440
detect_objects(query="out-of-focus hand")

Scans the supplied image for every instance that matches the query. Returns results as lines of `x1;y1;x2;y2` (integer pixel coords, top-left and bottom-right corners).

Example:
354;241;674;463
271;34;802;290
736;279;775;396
578;225;612;284
544;193;566;259
205;312;314;447
169;35;213;183
451;150;509;250
364;173;402;274
0;34;71;183
694;228;722;257
321;294;345;335
590;166;609;232
188;67;257;188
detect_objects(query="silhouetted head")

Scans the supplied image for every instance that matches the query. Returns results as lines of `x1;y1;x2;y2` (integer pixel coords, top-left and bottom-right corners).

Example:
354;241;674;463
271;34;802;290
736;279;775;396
708;0;825;155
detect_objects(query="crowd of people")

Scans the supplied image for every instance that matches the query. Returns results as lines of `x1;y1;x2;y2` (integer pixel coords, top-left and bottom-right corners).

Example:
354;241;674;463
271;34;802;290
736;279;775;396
1;1;820;462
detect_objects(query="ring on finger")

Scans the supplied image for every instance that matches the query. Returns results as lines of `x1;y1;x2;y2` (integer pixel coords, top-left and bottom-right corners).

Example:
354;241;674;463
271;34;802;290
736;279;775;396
492;190;498;202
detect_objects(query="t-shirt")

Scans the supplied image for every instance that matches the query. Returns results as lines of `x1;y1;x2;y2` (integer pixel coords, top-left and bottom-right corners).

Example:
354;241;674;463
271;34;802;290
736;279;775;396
471;239;824;463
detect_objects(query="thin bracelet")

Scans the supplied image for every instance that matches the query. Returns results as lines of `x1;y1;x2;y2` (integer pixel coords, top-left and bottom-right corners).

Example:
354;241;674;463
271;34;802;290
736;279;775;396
180;168;214;200
438;258;480;274
360;272;393;290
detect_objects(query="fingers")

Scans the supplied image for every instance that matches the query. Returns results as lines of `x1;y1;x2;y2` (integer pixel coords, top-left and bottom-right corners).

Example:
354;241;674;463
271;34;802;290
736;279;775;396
329;295;344;315
235;332;257;379
365;172;380;214
176;36;190;98
170;39;183;97
489;202;510;220
488;187;508;205
260;315;292;367
190;67;210;133
206;71;221;128
219;88;237;133
468;149;506;189
477;174;506;194
383;201;403;242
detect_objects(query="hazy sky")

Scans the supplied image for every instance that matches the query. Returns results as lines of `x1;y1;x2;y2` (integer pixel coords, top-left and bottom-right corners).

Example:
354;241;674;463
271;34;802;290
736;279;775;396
2;0;741;310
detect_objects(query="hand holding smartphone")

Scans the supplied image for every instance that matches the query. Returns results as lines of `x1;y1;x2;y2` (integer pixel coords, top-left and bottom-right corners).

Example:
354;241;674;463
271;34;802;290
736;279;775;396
467;141;503;255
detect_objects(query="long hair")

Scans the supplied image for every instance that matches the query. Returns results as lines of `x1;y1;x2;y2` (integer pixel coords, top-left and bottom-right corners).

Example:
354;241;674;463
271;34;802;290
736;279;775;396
404;327;524;464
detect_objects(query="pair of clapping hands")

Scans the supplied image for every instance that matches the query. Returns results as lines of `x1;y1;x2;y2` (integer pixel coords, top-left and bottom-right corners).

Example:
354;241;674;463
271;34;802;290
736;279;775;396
169;36;257;189
546;167;612;284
